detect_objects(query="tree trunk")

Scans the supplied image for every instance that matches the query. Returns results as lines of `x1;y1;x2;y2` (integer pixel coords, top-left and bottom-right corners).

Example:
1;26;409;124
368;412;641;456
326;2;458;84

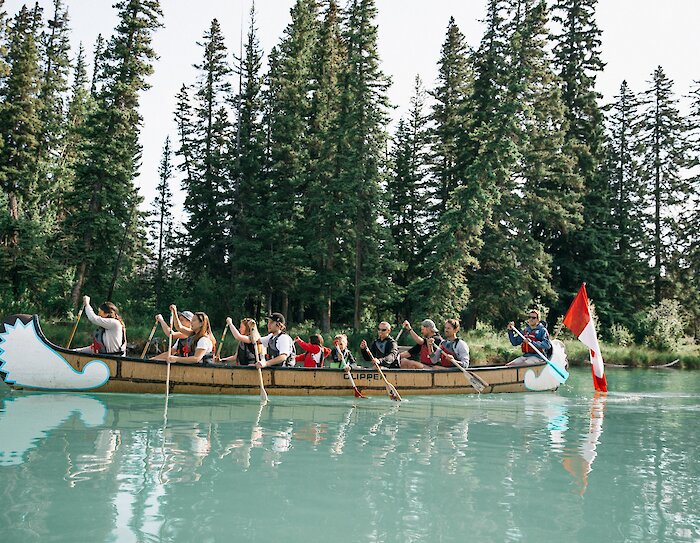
281;291;289;319
71;261;87;307
353;236;362;331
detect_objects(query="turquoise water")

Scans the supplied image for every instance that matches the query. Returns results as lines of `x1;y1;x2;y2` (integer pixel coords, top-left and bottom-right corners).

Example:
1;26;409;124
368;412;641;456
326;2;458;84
0;368;698;543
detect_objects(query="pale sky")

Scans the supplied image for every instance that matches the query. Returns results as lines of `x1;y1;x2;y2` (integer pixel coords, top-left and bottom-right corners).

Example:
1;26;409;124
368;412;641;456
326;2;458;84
5;0;700;214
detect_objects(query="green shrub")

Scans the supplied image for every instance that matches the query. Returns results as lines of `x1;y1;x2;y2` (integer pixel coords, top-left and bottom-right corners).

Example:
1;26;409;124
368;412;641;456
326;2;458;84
643;299;687;351
609;323;633;347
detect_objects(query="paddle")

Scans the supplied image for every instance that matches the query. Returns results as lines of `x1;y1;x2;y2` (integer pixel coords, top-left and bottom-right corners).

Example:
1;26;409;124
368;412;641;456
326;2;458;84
66;307;83;348
431;338;488;392
336;341;366;399
215;324;228;359
254;339;268;403
363;346;401;401
511;325;568;382
140;318;159;358
165;313;174;397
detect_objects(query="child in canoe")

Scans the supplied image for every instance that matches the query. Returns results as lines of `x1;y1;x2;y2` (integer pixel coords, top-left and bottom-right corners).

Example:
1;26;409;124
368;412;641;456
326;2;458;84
294;334;331;368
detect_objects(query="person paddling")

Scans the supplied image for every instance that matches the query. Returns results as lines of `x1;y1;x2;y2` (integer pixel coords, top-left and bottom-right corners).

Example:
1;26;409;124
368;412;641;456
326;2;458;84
150;308;193;360
329;334;359;369
75;296;127;356
256;313;295;368
294;334;331;368
506;309;551;366
429;319;470;370
360;321;400;368
167;311;216;365
398;318;443;369
219;317;264;365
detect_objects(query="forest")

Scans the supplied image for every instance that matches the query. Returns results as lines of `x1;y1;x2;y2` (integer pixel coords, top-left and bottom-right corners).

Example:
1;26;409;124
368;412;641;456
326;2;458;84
0;0;698;350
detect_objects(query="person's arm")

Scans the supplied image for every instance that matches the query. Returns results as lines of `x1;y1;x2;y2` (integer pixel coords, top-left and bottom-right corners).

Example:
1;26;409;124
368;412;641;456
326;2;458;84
83;298;119;329
531;329;551;353
360;340;372;361
157;314;171;336
258;335;292;367
226;318;252;343
346;350;356;365
376;338;399;366
408;327;424;345
170;305;183;331
507;326;522;346
454;340;470;366
295;338;320;354
170;347;208;364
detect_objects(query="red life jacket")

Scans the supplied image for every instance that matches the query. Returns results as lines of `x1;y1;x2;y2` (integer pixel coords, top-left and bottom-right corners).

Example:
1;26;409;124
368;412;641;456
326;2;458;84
521;328;538;354
439;340;458;368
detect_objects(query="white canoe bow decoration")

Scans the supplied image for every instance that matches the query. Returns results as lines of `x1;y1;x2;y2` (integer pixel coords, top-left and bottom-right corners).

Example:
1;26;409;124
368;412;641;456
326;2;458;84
0;316;110;390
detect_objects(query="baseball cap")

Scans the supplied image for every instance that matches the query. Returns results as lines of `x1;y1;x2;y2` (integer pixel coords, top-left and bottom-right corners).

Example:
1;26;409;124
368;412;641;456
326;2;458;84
266;312;286;325
421;319;438;332
179;310;194;321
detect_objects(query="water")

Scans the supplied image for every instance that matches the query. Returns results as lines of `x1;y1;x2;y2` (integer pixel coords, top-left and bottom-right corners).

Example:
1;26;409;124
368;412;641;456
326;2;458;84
0;368;698;543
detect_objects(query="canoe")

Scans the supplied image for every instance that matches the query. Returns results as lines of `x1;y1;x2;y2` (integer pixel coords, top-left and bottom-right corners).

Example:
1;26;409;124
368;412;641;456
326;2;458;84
0;314;568;395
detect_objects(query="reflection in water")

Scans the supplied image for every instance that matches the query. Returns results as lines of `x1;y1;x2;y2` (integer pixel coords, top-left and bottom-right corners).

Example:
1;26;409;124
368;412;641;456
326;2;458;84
0;371;698;543
562;392;606;495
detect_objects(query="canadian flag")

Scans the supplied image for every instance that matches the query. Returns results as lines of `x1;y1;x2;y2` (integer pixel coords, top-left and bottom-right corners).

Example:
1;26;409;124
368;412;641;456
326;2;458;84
563;284;608;392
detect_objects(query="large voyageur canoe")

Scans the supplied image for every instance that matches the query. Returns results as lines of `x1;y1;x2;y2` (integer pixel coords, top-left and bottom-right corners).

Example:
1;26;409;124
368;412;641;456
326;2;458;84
0;314;568;395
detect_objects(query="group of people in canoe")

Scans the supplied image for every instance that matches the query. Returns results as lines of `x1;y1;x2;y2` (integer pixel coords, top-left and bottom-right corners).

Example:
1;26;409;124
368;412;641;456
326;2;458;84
75;296;552;369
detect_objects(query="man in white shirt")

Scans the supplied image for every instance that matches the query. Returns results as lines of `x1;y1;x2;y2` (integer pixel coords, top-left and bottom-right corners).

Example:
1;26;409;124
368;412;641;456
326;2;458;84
257;312;295;367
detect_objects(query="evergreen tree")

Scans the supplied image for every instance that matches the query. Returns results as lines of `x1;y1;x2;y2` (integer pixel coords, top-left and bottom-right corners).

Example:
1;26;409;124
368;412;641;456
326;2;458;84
550;0;614;319
65;0;162;305
0;0;9;81
604;80;649;322
150;136;174;310
337;0;395;329
181;18;232;277
387;76;431;320
90;33;105;96
229;3;267;318
638;66;692;303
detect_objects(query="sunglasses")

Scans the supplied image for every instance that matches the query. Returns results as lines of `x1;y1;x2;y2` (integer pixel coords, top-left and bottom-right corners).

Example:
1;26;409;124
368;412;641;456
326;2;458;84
528;316;538;320
378;328;389;332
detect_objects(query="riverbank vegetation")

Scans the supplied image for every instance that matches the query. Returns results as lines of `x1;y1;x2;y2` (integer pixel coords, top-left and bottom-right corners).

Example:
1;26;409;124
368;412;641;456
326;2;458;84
1;0;699;358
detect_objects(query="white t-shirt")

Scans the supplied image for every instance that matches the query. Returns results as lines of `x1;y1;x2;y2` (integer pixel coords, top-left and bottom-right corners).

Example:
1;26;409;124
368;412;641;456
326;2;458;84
195;336;213;354
261;333;293;363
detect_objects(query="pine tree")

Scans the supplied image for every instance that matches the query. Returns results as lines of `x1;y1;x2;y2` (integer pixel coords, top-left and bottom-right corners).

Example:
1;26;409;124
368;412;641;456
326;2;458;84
264;0;319;318
65;0;162;305
0;0;9;81
150;136;174;310
387;76;431;320
338;0;395;329
229;2;267;318
550;0;614;319
604;80;649;322
639;66;692;303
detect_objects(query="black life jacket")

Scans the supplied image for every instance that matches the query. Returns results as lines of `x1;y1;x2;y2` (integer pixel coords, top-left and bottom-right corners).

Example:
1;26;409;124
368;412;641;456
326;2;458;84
237;341;257;366
178;334;213;364
91;325;126;356
266;333;295;366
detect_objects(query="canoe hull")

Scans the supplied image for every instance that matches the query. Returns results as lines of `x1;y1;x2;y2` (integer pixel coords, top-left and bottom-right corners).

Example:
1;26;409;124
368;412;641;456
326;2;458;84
0;314;558;395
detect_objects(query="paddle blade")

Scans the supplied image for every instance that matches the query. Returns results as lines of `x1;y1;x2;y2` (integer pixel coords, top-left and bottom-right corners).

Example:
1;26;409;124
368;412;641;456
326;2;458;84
353;386;367;399
387;384;402;402
260;388;269;403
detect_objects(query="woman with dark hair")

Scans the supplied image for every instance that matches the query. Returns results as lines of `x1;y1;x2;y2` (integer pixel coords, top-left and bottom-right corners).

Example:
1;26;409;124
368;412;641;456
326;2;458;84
219;317;265;365
167;311;216;364
76;295;127;356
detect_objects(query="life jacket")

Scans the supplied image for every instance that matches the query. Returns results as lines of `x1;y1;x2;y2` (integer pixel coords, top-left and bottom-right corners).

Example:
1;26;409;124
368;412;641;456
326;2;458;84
330;348;352;368
91;325;126;356
237;341;257;366
420;335;442;365
439;338;466;368
178;334;213;364
521;323;552;357
300;346;326;368
266;333;295;366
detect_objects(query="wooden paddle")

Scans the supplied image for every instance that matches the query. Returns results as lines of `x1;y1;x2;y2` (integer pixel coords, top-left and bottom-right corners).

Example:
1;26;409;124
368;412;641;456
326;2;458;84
448;356;487;393
140;318;159;358
165;314;174;397
215;324;228;359
66;307;83;348
255;339;269;403
511;326;568;382
363;346;401;401
336;342;366;399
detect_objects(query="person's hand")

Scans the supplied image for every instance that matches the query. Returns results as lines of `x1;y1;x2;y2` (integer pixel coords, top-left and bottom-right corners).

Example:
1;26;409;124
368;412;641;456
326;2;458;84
255;360;266;369
372;358;380;367
156;313;164;323
82;295;90;307
507;321;514;331
169;304;177;313
360;339;367;350
446;354;455;363
294;336;301;343
226;317;233;326
427;337;434;346
167;354;175;363
402;320;411;330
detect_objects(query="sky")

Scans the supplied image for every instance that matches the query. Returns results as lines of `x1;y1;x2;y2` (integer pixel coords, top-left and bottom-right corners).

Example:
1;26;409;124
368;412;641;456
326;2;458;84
5;0;700;213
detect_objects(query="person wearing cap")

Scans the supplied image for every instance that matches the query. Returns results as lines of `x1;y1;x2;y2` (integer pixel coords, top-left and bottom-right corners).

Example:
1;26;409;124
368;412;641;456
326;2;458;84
506;309;551;366
360;322;400;368
398;319;444;369
150;305;194;360
257;312;295;368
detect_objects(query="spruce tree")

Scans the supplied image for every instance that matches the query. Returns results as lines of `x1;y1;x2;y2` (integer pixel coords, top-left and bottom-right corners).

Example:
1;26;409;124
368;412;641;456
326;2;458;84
150;136;174;310
65;0;162;305
550;0;614;319
638;66;692;303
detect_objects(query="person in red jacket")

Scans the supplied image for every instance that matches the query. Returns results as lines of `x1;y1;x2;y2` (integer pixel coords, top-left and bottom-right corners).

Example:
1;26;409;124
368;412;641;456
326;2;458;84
294;334;331;368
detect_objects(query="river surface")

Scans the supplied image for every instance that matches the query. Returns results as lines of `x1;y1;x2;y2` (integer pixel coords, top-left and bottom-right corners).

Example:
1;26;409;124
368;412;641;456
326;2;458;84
0;368;698;542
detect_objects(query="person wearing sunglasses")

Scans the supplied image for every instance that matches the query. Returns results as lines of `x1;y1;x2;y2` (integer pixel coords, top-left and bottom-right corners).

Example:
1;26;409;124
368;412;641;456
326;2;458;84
360;322;400;368
505;309;551;366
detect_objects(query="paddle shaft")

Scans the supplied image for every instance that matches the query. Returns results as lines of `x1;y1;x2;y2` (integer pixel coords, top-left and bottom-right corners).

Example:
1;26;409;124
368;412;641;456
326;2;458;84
216;325;228;358
66;307;83;348
363;346;401;401
511;326;568;381
140;319;159;358
338;346;366;398
255;340;268;402
165;314;174;397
